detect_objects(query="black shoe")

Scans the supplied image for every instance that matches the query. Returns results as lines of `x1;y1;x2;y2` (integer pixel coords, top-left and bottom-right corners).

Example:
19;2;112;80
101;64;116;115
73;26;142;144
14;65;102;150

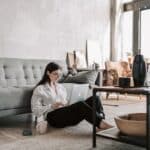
100;112;105;119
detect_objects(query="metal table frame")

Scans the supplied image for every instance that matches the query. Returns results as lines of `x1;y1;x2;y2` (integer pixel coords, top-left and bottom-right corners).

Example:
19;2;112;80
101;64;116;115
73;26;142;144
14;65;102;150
92;86;150;150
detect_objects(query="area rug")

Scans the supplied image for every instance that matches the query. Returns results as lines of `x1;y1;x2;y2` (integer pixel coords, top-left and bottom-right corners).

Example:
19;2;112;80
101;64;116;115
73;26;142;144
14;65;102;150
101;94;145;106
0;121;144;150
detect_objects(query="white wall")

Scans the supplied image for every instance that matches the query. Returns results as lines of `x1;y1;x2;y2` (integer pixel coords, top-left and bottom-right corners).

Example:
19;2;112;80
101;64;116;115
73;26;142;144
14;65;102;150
0;0;110;60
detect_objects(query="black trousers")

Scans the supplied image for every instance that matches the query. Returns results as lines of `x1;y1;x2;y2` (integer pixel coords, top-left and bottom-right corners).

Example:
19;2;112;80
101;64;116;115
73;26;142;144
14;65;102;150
47;96;105;128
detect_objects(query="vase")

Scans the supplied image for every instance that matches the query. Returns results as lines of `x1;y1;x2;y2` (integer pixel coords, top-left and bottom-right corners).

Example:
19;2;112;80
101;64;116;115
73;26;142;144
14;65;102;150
132;54;146;87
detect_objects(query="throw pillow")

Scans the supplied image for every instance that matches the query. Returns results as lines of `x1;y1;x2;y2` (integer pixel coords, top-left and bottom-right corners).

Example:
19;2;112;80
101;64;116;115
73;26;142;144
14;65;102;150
62;70;98;84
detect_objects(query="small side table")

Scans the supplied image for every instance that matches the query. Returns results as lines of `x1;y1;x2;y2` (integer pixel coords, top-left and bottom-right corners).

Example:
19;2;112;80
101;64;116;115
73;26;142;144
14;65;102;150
92;86;150;150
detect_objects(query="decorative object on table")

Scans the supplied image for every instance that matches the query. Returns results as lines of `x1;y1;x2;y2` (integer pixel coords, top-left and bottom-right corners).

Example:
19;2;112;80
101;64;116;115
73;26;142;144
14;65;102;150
114;113;146;137
132;54;146;87
118;77;130;88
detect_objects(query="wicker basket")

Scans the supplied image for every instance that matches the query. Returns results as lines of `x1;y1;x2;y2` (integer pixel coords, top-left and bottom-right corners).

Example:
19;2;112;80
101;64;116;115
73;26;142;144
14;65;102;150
114;113;146;137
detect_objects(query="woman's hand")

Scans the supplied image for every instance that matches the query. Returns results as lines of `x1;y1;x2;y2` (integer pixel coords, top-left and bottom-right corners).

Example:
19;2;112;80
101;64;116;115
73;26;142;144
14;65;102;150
51;102;65;110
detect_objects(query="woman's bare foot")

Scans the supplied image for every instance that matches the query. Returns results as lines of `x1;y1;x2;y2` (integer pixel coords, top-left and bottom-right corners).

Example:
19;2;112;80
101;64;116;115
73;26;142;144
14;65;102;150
99;119;113;130
96;127;104;132
36;120;48;134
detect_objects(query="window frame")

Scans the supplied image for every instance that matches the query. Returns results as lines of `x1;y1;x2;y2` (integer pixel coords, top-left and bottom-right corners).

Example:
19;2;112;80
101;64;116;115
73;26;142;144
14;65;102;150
123;0;150;55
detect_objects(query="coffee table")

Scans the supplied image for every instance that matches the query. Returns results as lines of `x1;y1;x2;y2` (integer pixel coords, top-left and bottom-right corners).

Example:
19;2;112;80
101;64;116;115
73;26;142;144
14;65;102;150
92;86;150;150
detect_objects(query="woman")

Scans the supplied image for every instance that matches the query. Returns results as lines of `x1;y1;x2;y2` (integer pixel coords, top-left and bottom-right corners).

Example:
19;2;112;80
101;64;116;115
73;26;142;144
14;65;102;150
31;62;113;134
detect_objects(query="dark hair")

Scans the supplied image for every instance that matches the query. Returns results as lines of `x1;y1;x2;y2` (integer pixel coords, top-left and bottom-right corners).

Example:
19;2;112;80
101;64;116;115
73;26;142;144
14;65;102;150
36;62;61;86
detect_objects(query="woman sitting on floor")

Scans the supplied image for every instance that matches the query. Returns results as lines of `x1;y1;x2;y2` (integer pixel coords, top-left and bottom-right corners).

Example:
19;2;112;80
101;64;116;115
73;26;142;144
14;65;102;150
31;62;113;134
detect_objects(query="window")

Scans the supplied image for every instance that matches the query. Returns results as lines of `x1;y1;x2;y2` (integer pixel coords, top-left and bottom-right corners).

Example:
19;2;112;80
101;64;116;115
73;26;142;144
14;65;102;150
122;11;133;59
141;9;150;59
123;0;150;59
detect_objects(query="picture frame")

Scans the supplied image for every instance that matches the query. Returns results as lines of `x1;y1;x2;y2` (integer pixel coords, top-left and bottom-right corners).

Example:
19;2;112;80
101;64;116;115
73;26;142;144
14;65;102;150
86;40;104;69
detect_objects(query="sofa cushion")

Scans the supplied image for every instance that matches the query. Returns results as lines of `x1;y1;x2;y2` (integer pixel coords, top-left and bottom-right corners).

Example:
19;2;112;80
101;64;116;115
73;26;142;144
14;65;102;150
0;86;33;110
63;71;98;85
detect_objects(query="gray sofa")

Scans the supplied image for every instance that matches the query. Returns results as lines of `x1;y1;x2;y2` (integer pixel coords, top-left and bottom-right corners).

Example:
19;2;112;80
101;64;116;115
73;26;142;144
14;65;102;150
0;58;92;118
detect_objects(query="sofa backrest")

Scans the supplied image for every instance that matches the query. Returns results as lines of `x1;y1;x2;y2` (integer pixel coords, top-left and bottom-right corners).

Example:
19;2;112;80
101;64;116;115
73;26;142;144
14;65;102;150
0;58;68;87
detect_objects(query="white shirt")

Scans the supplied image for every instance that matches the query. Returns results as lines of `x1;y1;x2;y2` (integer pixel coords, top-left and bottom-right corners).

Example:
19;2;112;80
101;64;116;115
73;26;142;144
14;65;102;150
31;82;68;122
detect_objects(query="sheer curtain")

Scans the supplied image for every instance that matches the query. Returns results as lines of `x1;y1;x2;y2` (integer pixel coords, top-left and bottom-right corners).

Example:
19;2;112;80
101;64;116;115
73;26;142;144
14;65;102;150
110;0;133;61
141;9;150;61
